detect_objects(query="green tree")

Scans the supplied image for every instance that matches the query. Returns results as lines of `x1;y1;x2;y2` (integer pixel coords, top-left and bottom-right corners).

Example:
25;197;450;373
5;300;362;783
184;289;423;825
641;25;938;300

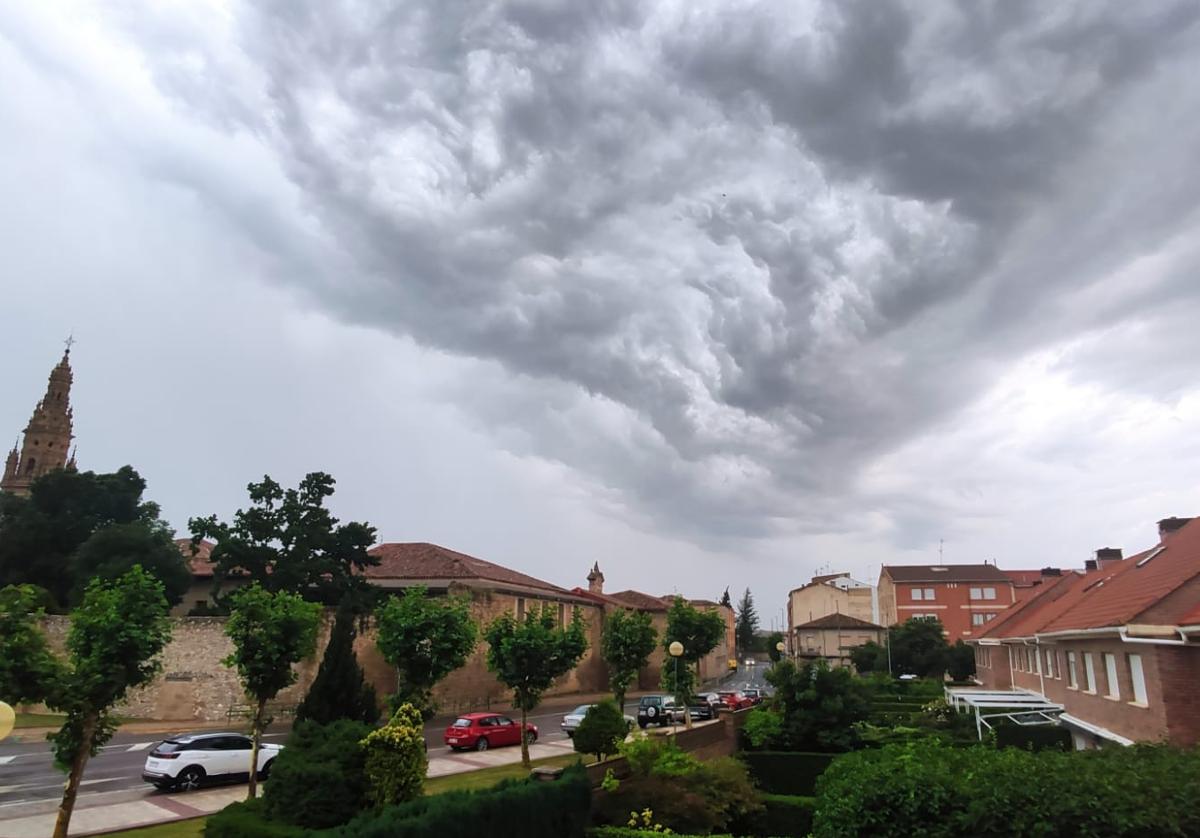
719;587;732;608
946;639;976;682
848;640;888;674
763;659;872;752
662;597;726;728
600;608;657;710
360;703;427;808
766;631;785;662
296;599;379;725
223;584;321;800
375;586;477;718
0;466;180;608
484;604;588;768
890;617;950;678
573;700;628;763
189;472;377;607
0;567;172;838
69;520;191;607
735;588;758;658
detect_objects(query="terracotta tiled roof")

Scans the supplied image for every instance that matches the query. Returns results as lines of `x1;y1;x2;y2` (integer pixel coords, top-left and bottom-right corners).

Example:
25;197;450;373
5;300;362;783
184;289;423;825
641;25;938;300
883;564;1011;583
1003;569;1048;586
568;587;631;608
608;590;670;612
794;612;884;631
176;538;217;578
366;542;569;596
978;517;1200;638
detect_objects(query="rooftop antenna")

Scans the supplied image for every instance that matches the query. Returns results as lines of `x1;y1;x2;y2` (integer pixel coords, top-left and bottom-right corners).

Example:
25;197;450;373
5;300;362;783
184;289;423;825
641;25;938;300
939;538;944;563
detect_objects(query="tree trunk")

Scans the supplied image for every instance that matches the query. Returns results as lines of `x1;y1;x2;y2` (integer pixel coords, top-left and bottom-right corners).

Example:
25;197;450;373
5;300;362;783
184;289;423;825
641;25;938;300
683;663;694;730
614;685;625;715
246;697;266;800
519;706;531;769
52;713;97;838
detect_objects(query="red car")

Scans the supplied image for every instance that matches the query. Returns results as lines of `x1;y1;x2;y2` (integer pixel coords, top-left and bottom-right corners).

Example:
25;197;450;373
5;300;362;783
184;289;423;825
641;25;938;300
716;691;754;711
443;712;538;752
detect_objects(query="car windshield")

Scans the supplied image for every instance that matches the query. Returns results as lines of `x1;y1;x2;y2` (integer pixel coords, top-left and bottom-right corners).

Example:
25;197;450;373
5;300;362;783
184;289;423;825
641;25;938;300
452;718;472;727
570;705;592;715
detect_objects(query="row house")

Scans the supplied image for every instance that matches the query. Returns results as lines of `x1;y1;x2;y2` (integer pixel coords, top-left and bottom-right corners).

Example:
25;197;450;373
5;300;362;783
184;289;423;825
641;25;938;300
971;517;1200;748
787;572;877;646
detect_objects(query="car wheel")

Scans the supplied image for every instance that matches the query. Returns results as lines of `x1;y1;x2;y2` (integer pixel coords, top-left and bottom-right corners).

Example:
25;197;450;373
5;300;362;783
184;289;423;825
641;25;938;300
524;731;537;746
475;737;489;752
258;759;274;781
175;767;204;792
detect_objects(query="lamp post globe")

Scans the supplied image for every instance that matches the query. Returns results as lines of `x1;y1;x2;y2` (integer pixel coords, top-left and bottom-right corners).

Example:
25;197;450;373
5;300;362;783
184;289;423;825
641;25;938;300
668;641;683;657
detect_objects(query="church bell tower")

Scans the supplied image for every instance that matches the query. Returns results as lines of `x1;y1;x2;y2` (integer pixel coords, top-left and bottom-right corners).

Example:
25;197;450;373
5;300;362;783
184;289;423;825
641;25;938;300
2;341;76;495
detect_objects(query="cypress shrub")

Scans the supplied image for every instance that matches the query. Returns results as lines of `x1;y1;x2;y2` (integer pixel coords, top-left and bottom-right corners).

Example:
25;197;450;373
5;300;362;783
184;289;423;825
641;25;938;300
205;798;309;838
296;601;380;726
262;719;372;829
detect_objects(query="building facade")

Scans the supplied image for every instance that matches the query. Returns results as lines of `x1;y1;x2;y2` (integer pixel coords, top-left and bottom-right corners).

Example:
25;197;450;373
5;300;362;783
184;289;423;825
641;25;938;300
792;612;886;669
878;563;1018;641
972;517;1200;748
787;572;876;649
2;347;76;495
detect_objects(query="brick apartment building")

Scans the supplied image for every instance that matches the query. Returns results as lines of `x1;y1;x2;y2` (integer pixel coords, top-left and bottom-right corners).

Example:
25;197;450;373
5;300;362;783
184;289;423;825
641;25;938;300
878;563;1020;641
971;516;1200;748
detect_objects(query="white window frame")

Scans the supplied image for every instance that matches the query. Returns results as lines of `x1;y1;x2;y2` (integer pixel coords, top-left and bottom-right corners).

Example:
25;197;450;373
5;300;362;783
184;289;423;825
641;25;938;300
969;587;982;600
1103;653;1120;700
1083;653;1097;693
1044;650;1054;678
923;588;935;600
1055;651;1063;680
911;588;924;601
1128;654;1147;705
971;612;987;626
982;587;996;600
1067;652;1078;688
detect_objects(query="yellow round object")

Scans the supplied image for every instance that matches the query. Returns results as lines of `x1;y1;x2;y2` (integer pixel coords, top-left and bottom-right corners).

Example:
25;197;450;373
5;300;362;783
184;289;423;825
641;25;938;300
0;702;15;742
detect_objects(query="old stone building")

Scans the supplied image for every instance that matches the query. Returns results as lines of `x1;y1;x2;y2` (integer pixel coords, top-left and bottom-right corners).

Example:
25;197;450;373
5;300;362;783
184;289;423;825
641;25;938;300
2;345;77;495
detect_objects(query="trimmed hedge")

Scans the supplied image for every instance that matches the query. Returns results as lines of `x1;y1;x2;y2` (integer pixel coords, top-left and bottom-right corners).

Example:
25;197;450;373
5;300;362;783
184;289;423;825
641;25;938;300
741;751;835;796
338;765;590;838
731;794;815;837
813;741;1200;837
206;766;591;838
589;831;734;838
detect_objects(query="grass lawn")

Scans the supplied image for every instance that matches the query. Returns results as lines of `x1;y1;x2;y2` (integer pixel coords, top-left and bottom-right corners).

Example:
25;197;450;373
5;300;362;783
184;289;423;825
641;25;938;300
424;752;584;795
14;713;66;728
102;819;206;838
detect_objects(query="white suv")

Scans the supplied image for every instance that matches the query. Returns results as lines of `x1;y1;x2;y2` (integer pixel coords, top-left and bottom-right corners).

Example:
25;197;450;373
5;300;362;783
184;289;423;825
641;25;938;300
142;732;281;791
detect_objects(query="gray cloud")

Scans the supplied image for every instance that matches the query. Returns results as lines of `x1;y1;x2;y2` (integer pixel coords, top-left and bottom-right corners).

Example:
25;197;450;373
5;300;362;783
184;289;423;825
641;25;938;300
6;0;1200;561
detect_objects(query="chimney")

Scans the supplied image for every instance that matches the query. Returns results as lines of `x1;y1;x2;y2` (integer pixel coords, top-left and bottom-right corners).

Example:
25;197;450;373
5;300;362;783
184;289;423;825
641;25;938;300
1084;559;1098;572
586;561;605;595
1095;548;1123;570
1040;567;1061;577
1158;517;1193;543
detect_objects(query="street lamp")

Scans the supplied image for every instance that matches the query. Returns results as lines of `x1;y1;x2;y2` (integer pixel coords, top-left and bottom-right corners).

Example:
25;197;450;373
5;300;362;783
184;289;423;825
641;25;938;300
668;641;684;736
775;640;785;657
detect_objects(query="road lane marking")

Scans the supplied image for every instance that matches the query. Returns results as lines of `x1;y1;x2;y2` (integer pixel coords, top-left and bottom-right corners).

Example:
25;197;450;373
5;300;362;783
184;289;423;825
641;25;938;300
126;742;155;752
0;757;15;765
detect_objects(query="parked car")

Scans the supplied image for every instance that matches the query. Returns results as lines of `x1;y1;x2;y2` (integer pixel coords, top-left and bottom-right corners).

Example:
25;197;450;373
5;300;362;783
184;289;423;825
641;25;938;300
444;712;537;751
637;695;687;728
142;732;281;791
560;704;636;737
742;688;765;705
688;692;723;720
716;690;754;711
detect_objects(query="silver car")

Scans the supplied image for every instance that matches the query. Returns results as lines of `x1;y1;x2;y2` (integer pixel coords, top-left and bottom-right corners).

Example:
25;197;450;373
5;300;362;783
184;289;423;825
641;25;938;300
560;704;636;737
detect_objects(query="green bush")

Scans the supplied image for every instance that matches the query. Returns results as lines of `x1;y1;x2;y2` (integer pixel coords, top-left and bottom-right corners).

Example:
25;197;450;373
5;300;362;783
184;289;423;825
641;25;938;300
574;700;629;762
205;798;308;838
813;740;1200;837
296;600;380;727
262;719;372;829
598;737;762;834
759;660;872;751
360;703;427;808
741;751;835;796
588;830;734;838
338;765;591;838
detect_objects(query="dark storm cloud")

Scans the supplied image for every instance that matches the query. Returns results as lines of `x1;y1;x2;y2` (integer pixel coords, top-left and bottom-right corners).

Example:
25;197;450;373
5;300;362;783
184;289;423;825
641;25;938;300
91;0;1200;542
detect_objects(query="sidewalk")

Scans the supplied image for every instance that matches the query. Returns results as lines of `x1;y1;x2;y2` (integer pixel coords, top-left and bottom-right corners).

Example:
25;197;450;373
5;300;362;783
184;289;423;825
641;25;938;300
0;785;240;837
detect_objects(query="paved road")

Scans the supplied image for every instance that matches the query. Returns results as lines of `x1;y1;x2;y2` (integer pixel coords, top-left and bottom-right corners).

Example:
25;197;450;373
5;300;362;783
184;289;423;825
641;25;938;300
0;700;637;810
0;667;756;813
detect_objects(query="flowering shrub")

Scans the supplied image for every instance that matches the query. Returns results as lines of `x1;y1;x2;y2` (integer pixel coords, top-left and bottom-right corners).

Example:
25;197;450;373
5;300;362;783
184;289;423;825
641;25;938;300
360;702;427;807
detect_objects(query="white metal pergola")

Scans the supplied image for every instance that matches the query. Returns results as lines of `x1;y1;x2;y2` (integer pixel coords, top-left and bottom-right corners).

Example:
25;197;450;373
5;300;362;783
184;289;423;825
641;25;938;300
944;687;1065;740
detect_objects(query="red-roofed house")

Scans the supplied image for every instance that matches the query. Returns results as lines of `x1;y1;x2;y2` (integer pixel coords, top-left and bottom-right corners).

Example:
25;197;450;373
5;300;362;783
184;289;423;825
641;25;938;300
970;516;1200;748
878;563;1019;641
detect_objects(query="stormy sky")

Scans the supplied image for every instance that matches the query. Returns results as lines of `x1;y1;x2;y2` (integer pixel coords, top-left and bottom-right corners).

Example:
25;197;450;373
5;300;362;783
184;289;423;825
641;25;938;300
3;1;1199;623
